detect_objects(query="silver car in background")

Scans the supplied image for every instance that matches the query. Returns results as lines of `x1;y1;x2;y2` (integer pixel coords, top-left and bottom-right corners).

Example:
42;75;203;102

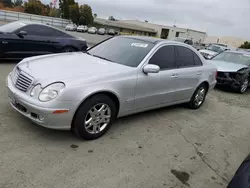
77;25;88;32
6;36;217;140
200;44;227;59
87;27;97;34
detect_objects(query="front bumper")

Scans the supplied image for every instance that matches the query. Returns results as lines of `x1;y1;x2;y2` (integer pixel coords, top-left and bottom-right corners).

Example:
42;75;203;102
6;74;77;130
216;76;241;89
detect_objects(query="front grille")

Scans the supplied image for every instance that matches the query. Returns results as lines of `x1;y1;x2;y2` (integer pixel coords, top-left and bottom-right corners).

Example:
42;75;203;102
12;67;33;92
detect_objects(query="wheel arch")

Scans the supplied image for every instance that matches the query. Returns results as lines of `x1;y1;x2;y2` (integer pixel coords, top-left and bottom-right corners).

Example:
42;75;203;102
71;90;120;129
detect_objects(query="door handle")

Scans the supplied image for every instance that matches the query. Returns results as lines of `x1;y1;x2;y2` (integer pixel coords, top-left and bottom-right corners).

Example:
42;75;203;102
197;71;203;75
171;74;178;78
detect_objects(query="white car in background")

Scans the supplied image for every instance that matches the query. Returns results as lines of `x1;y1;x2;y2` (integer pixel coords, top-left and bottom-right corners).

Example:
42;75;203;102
65;24;77;31
88;27;97;34
77;25;88;32
199;44;228;59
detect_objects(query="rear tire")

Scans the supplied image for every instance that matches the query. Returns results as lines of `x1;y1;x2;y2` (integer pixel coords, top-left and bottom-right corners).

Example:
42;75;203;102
62;47;75;52
72;94;117;140
189;83;208;109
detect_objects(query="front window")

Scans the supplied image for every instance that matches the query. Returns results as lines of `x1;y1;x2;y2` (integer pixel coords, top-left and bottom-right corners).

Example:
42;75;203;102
88;37;155;67
0;21;26;33
213;52;250;65
207;45;223;53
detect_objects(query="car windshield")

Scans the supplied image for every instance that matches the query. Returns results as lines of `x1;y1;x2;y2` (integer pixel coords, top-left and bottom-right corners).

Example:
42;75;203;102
88;37;155;67
207;45;223;53
173;38;186;42
0;21;26;33
213;52;250;65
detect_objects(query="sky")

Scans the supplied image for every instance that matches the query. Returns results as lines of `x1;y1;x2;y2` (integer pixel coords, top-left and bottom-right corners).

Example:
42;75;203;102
42;0;249;39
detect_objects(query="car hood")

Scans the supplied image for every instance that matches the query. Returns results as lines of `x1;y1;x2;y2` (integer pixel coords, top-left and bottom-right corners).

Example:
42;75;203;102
17;52;131;86
199;49;218;56
210;60;248;72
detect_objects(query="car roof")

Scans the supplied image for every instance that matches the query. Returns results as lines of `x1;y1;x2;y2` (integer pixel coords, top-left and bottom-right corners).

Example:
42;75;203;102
121;35;165;44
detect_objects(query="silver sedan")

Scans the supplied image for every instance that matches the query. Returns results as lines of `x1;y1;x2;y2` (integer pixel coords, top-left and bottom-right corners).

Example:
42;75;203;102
6;36;217;140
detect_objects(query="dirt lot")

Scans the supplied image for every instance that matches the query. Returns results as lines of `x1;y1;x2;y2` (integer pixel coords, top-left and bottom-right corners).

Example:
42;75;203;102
0;62;250;188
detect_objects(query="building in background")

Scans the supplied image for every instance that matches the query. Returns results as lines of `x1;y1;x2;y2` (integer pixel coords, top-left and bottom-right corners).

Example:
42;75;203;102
94;18;207;43
205;36;248;48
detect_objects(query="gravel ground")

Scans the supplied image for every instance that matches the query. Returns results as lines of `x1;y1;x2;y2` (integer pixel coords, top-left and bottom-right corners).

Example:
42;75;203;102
0;61;250;188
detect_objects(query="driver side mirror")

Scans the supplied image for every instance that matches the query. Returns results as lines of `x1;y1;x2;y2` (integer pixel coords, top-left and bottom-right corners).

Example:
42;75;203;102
17;30;27;38
143;64;160;74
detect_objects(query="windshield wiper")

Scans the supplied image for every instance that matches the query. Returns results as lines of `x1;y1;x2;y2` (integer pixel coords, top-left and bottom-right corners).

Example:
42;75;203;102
91;54;113;62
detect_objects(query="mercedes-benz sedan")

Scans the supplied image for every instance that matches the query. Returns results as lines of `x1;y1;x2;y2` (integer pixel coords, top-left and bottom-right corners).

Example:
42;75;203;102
6;36;217;140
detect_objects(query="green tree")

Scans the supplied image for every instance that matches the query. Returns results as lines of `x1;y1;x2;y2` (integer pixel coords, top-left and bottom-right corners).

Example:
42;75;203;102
79;4;94;25
69;3;79;24
59;0;76;19
13;0;23;6
2;0;12;7
49;8;60;17
24;0;44;15
239;41;250;49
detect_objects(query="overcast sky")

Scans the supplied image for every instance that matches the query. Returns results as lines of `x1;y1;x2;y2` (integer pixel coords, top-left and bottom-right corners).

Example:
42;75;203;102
43;0;249;39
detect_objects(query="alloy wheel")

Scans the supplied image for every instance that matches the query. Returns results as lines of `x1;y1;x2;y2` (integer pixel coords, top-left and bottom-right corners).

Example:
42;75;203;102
194;87;206;107
84;103;111;134
240;79;249;93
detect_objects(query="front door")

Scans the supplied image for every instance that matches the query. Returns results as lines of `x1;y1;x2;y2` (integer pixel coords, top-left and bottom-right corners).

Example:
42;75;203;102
134;45;178;110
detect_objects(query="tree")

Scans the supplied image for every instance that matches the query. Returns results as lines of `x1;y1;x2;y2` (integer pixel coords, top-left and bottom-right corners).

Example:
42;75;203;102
108;16;115;21
79;4;94;25
239;41;250;49
2;0;12;7
59;0;76;19
49;8;60;17
69;3;79;24
24;0;44;15
13;0;23;6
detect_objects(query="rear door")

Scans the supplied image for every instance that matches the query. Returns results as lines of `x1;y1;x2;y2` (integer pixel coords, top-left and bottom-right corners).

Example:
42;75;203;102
172;45;204;101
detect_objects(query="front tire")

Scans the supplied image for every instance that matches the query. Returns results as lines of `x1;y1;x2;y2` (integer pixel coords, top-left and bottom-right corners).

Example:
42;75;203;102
72;94;117;140
189;83;208;109
237;78;249;94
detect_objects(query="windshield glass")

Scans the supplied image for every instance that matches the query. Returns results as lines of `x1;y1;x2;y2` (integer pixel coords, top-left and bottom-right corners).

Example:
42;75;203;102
174;37;185;42
207;45;223;53
213;52;250;65
88;37;155;67
0;21;26;33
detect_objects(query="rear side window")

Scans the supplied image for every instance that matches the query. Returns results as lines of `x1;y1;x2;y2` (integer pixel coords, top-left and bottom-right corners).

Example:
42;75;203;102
175;46;202;67
149;45;175;69
21;25;68;37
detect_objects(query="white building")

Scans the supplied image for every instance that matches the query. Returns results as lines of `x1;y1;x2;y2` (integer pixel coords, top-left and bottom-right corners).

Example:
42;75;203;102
122;20;207;43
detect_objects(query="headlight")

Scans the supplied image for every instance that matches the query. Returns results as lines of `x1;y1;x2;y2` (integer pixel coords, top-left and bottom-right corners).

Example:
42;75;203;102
207;55;213;59
39;82;65;102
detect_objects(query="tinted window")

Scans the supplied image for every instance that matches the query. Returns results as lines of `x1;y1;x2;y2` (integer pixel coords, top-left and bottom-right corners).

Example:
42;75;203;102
175;46;195;67
194;54;203;66
21;25;68;37
88;37;155;67
149;46;175;69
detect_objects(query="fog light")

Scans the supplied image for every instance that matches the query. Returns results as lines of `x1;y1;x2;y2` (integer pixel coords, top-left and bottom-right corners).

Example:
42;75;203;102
38;115;44;121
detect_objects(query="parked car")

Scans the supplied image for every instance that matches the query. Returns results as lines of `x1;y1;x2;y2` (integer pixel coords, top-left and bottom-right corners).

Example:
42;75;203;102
6;36;217;140
88;27;97;34
210;51;250;93
107;29;116;35
174;37;194;45
199;44;227;59
65;24;77;31
211;43;227;47
97;28;106;35
0;21;88;60
77;25;88;32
